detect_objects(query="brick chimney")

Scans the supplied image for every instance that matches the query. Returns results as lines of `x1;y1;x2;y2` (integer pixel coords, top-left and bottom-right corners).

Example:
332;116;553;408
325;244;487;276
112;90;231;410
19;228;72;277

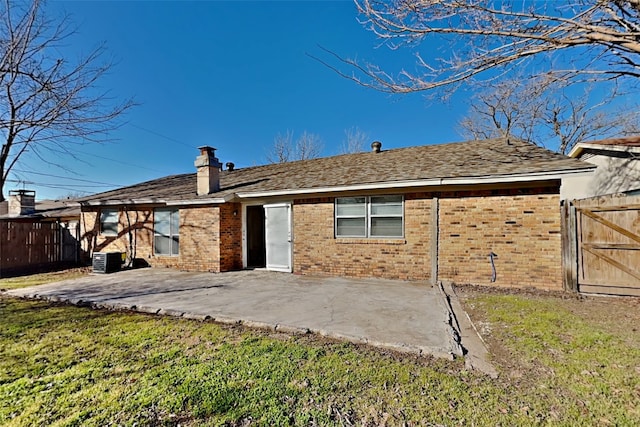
8;189;36;216
195;146;222;195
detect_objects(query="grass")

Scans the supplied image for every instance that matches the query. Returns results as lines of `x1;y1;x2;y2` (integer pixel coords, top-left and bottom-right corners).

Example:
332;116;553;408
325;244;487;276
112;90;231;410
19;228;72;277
465;294;640;425
0;269;88;290
1;273;639;426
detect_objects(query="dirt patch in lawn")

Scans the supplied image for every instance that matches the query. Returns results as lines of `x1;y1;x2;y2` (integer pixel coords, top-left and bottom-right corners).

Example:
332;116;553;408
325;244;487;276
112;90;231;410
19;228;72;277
457;284;640;346
456;284;640;393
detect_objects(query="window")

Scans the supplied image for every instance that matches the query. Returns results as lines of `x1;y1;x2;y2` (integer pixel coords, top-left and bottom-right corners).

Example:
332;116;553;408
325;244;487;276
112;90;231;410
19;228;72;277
335;195;403;238
154;208;179;256
335;197;366;237
100;209;119;236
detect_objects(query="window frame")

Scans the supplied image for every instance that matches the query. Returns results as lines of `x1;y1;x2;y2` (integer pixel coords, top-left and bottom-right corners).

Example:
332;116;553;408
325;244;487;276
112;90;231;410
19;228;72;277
335;196;367;238
99;209;119;236
335;195;404;239
154;208;180;256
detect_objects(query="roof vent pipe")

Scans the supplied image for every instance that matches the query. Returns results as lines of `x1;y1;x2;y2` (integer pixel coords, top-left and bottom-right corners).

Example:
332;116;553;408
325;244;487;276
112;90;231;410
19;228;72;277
371;141;382;153
226;162;235;171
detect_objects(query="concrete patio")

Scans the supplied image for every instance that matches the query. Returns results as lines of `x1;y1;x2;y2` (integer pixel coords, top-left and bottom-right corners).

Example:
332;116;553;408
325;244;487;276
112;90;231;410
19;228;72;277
4;268;495;374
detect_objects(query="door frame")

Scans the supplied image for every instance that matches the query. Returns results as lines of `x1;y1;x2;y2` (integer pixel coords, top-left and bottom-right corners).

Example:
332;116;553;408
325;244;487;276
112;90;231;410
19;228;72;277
241;201;293;272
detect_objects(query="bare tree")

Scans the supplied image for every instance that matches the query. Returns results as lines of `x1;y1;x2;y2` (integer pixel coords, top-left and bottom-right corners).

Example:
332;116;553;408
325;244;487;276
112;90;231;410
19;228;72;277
316;1;640;94
296;131;323;160
459;77;640;154
0;0;134;201
266;130;323;163
266;130;294;164
458;76;548;143
340;126;368;154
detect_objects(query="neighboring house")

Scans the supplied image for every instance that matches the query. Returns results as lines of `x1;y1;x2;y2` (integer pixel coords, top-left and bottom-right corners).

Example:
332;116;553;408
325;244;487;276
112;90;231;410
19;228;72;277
562;136;640;200
78;138;594;291
0;190;81;276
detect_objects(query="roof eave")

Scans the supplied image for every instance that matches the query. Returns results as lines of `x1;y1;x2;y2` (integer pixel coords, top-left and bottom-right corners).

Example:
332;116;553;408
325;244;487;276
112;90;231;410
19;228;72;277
80;194;232;207
569;142;640;158
236;168;595;199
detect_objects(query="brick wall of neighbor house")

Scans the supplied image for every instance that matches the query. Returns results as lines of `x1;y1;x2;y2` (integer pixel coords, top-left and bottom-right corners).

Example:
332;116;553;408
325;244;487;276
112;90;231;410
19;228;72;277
80;205;240;272
293;194;434;281
438;188;563;290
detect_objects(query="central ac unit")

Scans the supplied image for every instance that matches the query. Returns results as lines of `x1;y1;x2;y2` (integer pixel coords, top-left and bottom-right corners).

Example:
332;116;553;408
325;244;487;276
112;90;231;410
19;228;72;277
92;252;122;273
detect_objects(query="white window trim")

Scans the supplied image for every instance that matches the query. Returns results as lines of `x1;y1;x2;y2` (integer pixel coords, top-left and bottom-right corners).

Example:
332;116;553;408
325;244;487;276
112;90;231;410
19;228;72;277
154;208;180;256
335;195;404;238
335;196;367;238
100;209;119;236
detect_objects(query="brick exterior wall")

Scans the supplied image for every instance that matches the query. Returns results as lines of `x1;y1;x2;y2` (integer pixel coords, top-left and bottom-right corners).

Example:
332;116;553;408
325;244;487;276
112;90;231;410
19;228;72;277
80;184;563;290
80;205;242;273
292;187;562;289
437;188;563;290
293;195;433;281
219;203;243;271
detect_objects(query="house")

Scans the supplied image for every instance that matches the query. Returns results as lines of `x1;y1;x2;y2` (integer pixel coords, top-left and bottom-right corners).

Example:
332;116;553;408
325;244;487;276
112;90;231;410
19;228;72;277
0;190;81;276
78;138;594;290
562;136;640;199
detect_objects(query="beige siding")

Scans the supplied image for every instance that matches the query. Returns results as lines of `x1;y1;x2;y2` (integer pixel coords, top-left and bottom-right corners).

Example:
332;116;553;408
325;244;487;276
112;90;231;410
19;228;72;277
562;153;640;199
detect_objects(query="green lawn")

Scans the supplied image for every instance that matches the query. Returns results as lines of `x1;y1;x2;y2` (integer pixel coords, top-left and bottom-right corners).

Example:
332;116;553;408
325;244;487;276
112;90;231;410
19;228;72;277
0;269;88;290
1;274;638;426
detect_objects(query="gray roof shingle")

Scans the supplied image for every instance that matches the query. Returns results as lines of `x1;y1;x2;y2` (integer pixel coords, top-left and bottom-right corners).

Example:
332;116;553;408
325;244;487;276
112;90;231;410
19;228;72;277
79;138;594;205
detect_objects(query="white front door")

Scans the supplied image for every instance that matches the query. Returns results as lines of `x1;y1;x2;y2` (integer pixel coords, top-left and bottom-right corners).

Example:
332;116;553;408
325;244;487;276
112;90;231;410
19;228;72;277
264;203;292;272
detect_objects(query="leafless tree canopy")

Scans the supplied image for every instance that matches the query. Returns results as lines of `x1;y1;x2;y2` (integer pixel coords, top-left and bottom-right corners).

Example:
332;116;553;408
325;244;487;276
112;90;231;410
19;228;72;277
266;130;324;163
319;0;640;94
341;126;369;154
0;0;134;201
459;77;640;154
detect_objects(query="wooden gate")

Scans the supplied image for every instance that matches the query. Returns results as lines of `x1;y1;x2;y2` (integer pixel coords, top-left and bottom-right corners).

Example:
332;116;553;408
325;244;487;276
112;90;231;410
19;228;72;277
572;194;640;296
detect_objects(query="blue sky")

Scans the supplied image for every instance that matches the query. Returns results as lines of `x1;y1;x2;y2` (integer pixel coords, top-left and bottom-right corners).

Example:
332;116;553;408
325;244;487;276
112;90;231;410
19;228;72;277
9;0;473;200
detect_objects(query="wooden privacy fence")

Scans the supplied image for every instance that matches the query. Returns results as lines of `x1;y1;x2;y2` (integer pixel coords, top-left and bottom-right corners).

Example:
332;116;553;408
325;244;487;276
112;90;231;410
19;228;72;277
563;194;640;296
0;220;79;276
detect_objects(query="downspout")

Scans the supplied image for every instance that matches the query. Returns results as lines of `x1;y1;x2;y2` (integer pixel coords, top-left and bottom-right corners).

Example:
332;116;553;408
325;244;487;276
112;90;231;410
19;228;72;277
431;197;439;285
124;206;135;268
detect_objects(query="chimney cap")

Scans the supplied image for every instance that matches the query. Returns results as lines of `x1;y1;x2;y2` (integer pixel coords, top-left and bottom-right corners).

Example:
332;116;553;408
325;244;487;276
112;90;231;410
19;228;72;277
371;141;382;153
198;146;217;156
9;189;36;197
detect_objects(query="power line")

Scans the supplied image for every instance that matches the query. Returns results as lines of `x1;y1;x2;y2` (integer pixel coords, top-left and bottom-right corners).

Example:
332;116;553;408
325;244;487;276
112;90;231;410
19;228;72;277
129;123;198;149
12;169;122;186
5;181;92;195
6;179;114;188
70;149;167;174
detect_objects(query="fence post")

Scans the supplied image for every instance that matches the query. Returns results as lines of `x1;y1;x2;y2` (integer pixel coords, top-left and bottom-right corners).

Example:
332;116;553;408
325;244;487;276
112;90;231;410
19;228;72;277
561;200;578;292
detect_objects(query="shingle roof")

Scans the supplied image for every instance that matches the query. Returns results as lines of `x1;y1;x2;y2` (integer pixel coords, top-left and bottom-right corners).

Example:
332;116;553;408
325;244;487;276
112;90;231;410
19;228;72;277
580;136;640;147
569;136;640;158
0;198;80;220
80;138;594;205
